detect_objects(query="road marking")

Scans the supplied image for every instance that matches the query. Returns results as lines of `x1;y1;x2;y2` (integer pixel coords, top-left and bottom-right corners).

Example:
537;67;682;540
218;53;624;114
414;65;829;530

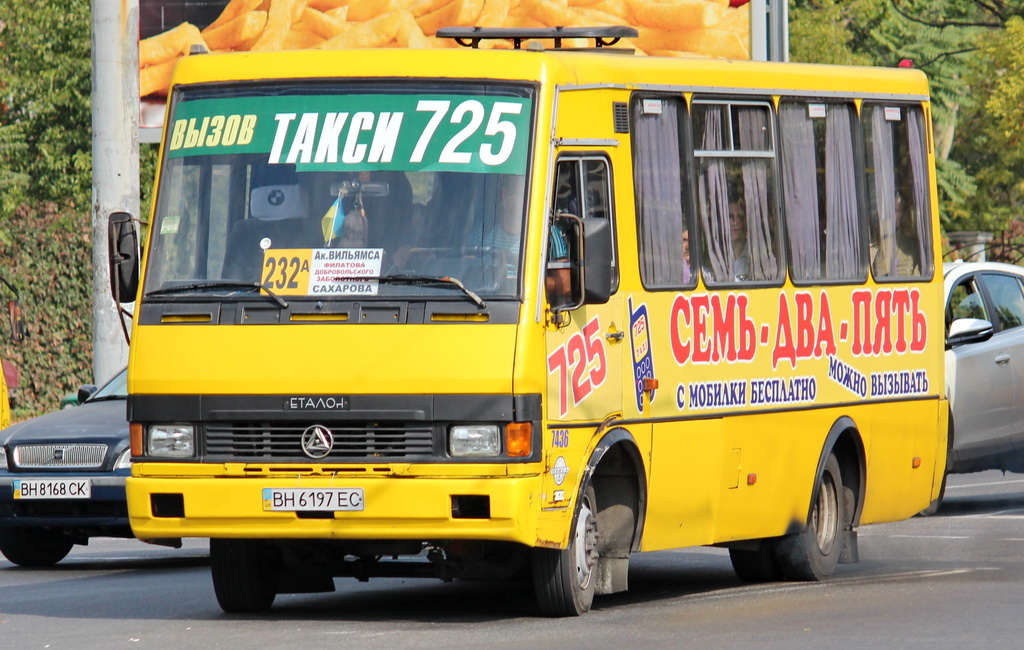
946;477;1024;490
882;534;970;540
962;511;1024;518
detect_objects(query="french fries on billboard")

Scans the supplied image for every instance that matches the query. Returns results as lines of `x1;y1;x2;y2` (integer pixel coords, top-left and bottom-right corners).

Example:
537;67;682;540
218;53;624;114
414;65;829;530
139;0;752;97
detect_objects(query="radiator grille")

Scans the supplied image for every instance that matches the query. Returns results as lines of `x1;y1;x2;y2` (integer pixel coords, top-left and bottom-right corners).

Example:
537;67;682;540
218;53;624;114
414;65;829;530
205;422;435;460
13;444;107;469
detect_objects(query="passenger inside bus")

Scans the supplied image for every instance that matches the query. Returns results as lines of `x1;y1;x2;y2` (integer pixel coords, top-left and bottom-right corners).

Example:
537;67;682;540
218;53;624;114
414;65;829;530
893;195;922;276
680;228;691;283
729;200;751;281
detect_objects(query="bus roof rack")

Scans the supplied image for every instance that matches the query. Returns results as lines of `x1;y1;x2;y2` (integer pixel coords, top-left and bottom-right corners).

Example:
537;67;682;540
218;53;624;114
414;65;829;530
436;26;639;51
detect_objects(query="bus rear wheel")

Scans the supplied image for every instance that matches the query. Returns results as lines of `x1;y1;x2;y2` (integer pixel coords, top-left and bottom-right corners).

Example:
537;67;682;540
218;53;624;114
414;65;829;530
210;539;280;613
532;484;599;616
777;453;845;581
729;542;782;583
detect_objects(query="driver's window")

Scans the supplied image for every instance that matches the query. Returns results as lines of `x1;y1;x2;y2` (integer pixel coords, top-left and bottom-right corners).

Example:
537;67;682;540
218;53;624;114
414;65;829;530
947;278;988;335
552;157;617;287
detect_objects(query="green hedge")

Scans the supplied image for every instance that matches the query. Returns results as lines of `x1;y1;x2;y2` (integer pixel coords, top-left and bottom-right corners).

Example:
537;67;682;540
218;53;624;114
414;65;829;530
0;200;93;421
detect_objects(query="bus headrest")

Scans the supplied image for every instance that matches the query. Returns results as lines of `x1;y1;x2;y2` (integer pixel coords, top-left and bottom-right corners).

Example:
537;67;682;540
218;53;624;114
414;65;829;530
250;185;308;221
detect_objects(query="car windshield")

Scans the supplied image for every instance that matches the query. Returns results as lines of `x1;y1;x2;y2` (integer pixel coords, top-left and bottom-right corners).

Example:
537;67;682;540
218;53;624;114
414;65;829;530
88;368;128;401
143;81;535;303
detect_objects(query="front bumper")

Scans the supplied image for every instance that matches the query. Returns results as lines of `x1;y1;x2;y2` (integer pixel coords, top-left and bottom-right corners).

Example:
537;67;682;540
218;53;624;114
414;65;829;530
127;471;546;545
0;474;131;534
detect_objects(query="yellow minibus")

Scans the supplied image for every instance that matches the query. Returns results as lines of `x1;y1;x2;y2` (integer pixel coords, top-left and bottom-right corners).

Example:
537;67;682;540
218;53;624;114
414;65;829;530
115;27;947;615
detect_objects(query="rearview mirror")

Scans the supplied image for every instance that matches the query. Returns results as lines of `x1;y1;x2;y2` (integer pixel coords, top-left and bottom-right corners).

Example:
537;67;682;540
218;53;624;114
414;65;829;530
0;275;26;342
946;317;994;349
77;384;98;404
7;298;25;342
548;215;613;316
581;217;612;305
108;211;139;303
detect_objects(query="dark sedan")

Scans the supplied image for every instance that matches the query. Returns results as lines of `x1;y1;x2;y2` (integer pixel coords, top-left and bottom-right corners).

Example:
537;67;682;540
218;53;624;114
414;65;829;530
0;368;131;565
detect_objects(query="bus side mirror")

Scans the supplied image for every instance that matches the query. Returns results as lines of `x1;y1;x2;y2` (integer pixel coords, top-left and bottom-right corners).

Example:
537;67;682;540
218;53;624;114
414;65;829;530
0;274;26;342
581;217;611;305
7;298;25;342
549;215;612;316
108;211;140;304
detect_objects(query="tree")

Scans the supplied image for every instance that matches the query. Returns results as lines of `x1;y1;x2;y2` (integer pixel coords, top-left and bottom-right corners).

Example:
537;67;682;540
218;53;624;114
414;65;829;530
0;0;95;418
947;15;1024;248
787;0;1024;233
0;0;92;217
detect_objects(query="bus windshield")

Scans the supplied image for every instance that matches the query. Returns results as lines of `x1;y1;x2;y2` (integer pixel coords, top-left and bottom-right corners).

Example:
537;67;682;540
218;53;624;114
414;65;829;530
144;81;535;302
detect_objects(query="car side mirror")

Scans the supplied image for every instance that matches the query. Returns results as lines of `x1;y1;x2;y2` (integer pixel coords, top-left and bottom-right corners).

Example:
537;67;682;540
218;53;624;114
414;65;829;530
108;211;140;304
946;317;994;349
77;384;98;404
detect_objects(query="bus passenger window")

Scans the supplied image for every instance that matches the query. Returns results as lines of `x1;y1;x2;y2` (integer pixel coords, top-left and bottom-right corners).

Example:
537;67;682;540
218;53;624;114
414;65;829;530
865;103;933;281
693;100;782;286
633;95;692;288
779;101;864;282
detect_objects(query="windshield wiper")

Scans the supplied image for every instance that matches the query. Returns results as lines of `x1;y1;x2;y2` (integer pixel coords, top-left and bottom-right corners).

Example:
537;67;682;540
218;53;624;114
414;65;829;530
145;281;289;309
368;274;486;308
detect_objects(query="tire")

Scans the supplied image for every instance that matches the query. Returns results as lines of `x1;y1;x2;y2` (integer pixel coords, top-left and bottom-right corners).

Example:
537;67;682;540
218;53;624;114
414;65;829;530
920;469;948;516
729;542;781;583
0;529;74;566
776;453;845;581
533;484;599;616
921;413;953;516
210;539;280;613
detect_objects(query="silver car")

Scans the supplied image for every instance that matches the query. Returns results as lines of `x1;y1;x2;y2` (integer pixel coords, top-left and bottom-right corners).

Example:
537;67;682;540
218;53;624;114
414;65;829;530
943;261;1024;494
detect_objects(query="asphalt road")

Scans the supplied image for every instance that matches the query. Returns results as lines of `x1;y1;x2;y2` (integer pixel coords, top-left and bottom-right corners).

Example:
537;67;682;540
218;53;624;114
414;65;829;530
1;471;1023;648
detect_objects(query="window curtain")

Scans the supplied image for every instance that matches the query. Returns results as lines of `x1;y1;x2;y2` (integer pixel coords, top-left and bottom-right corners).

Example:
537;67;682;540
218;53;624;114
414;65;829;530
736;107;776;281
825;104;861;278
780;104;820;280
871;108;897;276
907;108;931;274
634;99;688;286
697;107;731;281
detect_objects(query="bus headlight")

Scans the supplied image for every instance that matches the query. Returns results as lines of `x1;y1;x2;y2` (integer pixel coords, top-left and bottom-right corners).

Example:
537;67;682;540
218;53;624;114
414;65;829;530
148;424;195;458
449;425;500;457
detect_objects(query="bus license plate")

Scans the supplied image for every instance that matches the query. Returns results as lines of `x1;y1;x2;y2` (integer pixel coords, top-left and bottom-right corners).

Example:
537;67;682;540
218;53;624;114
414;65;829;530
14;479;91;499
262;488;364;512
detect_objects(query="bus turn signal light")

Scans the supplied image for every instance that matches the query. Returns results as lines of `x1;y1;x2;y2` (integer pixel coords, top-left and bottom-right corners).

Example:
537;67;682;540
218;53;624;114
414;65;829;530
506;422;532;457
130;423;143;457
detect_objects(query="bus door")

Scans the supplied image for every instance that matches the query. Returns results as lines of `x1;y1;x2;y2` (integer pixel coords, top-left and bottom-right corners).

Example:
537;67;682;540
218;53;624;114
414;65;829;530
544;155;623;499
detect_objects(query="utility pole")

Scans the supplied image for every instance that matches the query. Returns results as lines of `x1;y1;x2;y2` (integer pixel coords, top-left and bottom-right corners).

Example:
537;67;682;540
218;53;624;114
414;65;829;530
90;0;139;385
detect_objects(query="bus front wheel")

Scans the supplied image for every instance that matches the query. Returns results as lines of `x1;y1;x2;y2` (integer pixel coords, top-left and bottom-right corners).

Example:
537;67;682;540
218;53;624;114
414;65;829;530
210;539;280;613
532;484;599;616
777;453;845;581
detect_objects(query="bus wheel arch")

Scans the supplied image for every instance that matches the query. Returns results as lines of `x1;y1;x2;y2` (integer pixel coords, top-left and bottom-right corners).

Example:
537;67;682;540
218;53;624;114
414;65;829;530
778;416;865;580
533;426;646;615
584;427;647;594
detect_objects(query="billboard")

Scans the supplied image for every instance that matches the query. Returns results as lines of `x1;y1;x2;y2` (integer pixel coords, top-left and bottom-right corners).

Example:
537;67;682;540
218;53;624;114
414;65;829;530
140;0;761;138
